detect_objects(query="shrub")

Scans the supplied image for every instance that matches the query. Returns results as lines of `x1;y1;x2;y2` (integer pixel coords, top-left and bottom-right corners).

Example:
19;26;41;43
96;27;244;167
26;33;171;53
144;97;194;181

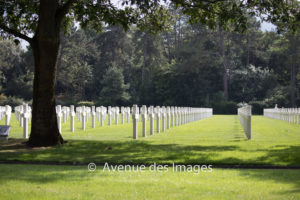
4;96;25;108
212;101;237;114
56;99;66;106
249;101;267;115
0;93;7;105
77;101;94;107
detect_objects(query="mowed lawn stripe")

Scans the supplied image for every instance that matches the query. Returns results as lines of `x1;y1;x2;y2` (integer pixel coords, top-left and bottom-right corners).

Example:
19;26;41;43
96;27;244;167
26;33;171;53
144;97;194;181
0;115;299;166
0;164;299;200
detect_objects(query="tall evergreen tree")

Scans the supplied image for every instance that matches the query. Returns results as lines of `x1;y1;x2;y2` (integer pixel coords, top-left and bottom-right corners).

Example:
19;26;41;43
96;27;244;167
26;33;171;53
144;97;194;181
98;65;131;106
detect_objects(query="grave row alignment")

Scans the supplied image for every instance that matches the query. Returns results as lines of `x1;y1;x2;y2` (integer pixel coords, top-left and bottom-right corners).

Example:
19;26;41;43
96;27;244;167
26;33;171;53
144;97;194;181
238;106;300;140
238;106;252;140
12;104;212;139
264;108;300;124
2;104;299;141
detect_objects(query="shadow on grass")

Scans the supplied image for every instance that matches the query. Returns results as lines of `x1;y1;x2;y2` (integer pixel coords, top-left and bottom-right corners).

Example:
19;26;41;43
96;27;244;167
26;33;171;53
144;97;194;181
250;145;300;166
0;138;239;165
0;164;103;184
1;138;300;167
1;139;300;192
238;169;300;195
0;163;299;195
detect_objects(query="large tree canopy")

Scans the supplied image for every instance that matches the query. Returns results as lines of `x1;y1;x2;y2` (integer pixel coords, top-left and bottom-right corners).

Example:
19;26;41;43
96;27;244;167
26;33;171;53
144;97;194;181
1;0;299;41
0;0;299;147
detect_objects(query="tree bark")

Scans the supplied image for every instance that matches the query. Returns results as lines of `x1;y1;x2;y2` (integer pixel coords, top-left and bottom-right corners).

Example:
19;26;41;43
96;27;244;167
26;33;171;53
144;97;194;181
246;34;250;67
27;0;64;147
219;28;229;101
290;62;296;107
142;33;147;85
164;32;172;64
289;34;299;108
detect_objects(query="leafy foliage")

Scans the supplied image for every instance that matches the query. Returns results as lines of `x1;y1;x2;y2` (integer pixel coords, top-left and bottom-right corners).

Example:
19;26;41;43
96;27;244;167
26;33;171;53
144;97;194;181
98;66;131;106
0;1;299;112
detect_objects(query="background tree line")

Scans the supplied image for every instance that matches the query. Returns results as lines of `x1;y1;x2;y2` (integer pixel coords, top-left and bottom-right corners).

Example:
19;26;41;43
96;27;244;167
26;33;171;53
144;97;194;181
0;9;299;114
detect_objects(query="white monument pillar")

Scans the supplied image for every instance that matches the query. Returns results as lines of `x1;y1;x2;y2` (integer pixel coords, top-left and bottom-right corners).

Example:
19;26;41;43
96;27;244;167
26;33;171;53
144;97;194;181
100;106;106;126
171;107;174;127
92;106;96;128
127;107;130;123
155;106;161;133
166;106;171;129
22;104;30;139
62;107;67;123
121;106;125;124
177;107;181;126
20;105;24;127
56;105;62;133
81;106;86;130
70;105;75;132
149;106;154;135
5;105;11;125
132;104;139;139
108;106;112;126
174;107;178;126
141;105;147;137
115;107;119;125
161;106;166;132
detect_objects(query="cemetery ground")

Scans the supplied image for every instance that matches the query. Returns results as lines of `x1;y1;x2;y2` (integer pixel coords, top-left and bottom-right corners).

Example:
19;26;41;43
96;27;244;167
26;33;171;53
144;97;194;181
0;114;300;199
0;164;299;200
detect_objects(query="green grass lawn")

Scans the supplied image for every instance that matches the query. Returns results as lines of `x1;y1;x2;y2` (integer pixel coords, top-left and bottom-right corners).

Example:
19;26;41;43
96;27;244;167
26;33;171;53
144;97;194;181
1;115;300;199
0;114;299;166
0;164;299;200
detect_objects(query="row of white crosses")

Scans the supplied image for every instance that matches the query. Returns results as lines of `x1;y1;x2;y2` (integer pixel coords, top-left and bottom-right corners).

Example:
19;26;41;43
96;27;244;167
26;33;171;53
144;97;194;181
14;103;31;139
75;106;92;130
106;106;131;125
96;106;107;126
132;105;213;139
57;105;211;137
237;105;252;139
55;105;133;133
0;105;12;126
56;105;72;132
264;107;300;124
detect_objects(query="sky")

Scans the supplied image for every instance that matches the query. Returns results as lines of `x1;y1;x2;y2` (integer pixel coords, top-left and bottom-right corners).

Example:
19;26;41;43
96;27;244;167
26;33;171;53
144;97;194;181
260;21;276;32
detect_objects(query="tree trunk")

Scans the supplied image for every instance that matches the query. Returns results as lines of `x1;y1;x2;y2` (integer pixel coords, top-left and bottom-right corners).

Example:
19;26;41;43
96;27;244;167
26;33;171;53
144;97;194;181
219;28;229;101
290;62;296;107
57;31;65;75
289;34;299;108
246;34;250;67
27;0;64;147
142;33;147;85
165;32;172;64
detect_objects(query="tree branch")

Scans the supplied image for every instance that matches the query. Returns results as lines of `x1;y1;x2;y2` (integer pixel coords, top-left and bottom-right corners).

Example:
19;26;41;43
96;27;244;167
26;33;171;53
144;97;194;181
0;23;32;43
56;0;76;22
